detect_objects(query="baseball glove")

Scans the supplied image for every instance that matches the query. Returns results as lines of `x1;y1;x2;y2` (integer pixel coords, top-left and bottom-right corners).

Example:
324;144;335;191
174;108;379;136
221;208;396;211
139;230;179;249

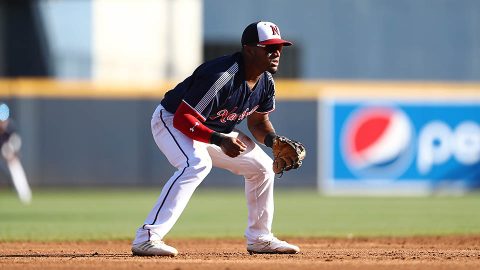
272;136;306;176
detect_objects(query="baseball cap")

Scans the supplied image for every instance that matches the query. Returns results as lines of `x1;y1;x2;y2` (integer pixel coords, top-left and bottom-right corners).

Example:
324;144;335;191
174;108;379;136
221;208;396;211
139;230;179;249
241;21;293;46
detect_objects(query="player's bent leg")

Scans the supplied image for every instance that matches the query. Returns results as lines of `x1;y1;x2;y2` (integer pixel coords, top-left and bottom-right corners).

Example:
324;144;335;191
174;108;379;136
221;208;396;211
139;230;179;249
132;105;212;256
238;147;299;254
206;130;300;254
133;155;212;243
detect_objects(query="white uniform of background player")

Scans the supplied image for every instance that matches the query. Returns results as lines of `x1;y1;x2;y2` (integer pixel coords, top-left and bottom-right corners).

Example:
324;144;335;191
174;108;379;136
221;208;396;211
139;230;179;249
132;21;300;256
0;104;32;204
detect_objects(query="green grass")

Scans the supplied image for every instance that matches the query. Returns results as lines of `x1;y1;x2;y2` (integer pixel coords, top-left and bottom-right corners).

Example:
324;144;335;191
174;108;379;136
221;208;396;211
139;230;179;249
0;188;479;241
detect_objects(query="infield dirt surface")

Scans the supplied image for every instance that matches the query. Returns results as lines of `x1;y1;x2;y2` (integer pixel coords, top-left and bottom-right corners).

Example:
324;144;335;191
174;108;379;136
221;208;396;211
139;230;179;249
1;236;479;270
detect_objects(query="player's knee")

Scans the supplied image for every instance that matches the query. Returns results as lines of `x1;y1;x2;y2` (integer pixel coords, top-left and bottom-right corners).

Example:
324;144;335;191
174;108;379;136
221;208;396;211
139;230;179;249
246;157;275;181
262;161;276;181
188;156;212;179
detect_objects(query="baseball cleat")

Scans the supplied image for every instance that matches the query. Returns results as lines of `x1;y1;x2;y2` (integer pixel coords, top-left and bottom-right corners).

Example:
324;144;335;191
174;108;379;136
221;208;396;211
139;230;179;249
247;236;300;254
131;240;178;256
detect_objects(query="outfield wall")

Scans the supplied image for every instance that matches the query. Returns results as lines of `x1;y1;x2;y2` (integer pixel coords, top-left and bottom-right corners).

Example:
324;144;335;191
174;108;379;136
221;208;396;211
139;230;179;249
0;80;478;190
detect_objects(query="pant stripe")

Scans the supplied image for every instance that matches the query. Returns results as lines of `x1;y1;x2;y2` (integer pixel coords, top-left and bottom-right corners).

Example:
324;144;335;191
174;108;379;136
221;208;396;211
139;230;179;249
147;109;190;238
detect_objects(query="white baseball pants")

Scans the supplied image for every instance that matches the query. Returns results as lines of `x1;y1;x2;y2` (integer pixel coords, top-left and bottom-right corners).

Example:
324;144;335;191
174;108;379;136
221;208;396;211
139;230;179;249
133;105;275;245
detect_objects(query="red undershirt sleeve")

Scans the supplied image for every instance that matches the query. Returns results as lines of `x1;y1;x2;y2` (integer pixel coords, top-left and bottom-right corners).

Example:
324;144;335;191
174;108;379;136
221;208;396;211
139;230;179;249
173;100;215;143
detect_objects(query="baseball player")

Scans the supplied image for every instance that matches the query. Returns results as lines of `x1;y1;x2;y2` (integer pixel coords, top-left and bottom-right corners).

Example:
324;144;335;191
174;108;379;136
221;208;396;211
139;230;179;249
132;21;304;256
0;119;32;204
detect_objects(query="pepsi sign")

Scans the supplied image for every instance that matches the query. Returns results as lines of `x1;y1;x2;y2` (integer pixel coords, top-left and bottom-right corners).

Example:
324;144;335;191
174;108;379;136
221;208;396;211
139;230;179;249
321;100;480;195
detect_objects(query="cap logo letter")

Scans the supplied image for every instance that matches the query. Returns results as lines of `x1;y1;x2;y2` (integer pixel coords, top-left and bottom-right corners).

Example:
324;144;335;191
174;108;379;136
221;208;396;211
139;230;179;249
270;25;280;36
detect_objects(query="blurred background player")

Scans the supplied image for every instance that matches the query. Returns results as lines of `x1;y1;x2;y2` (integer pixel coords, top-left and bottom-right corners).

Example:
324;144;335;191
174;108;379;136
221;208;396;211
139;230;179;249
0;104;32;204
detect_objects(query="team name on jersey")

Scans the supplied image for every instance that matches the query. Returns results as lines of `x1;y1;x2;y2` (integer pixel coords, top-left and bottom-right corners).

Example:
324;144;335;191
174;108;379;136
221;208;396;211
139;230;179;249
209;105;260;123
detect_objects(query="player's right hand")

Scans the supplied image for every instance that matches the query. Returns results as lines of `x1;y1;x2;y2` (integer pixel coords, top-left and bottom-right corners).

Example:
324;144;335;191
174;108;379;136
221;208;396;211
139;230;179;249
220;137;247;158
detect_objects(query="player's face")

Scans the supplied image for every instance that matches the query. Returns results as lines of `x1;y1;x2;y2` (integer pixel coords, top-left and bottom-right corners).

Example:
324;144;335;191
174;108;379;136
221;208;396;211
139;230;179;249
254;44;283;74
0;120;9;132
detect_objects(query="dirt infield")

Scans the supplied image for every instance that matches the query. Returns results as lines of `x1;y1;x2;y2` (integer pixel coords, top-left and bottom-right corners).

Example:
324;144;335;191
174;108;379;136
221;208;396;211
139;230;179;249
1;236;480;270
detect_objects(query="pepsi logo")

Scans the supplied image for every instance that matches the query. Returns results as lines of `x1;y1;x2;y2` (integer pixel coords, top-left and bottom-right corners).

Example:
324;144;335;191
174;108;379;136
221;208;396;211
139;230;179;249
341;106;415;179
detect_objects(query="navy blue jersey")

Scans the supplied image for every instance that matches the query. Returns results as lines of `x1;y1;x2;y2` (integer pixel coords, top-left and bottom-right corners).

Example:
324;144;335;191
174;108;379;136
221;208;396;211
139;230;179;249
161;52;276;133
0;121;15;145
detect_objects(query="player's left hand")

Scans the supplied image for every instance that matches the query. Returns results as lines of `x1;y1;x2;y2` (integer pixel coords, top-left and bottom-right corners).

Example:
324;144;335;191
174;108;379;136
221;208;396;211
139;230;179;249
272;136;306;176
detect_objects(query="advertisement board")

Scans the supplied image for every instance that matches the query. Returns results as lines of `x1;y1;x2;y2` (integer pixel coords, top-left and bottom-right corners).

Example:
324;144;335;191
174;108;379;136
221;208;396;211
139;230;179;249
320;99;480;195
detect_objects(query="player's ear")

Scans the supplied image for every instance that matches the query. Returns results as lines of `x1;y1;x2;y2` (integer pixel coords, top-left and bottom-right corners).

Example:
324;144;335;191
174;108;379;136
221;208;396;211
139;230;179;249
242;45;255;57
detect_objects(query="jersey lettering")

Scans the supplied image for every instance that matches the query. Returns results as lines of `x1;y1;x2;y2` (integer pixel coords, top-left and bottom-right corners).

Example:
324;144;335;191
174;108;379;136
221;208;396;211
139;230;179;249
161;53;274;133
210;105;259;123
